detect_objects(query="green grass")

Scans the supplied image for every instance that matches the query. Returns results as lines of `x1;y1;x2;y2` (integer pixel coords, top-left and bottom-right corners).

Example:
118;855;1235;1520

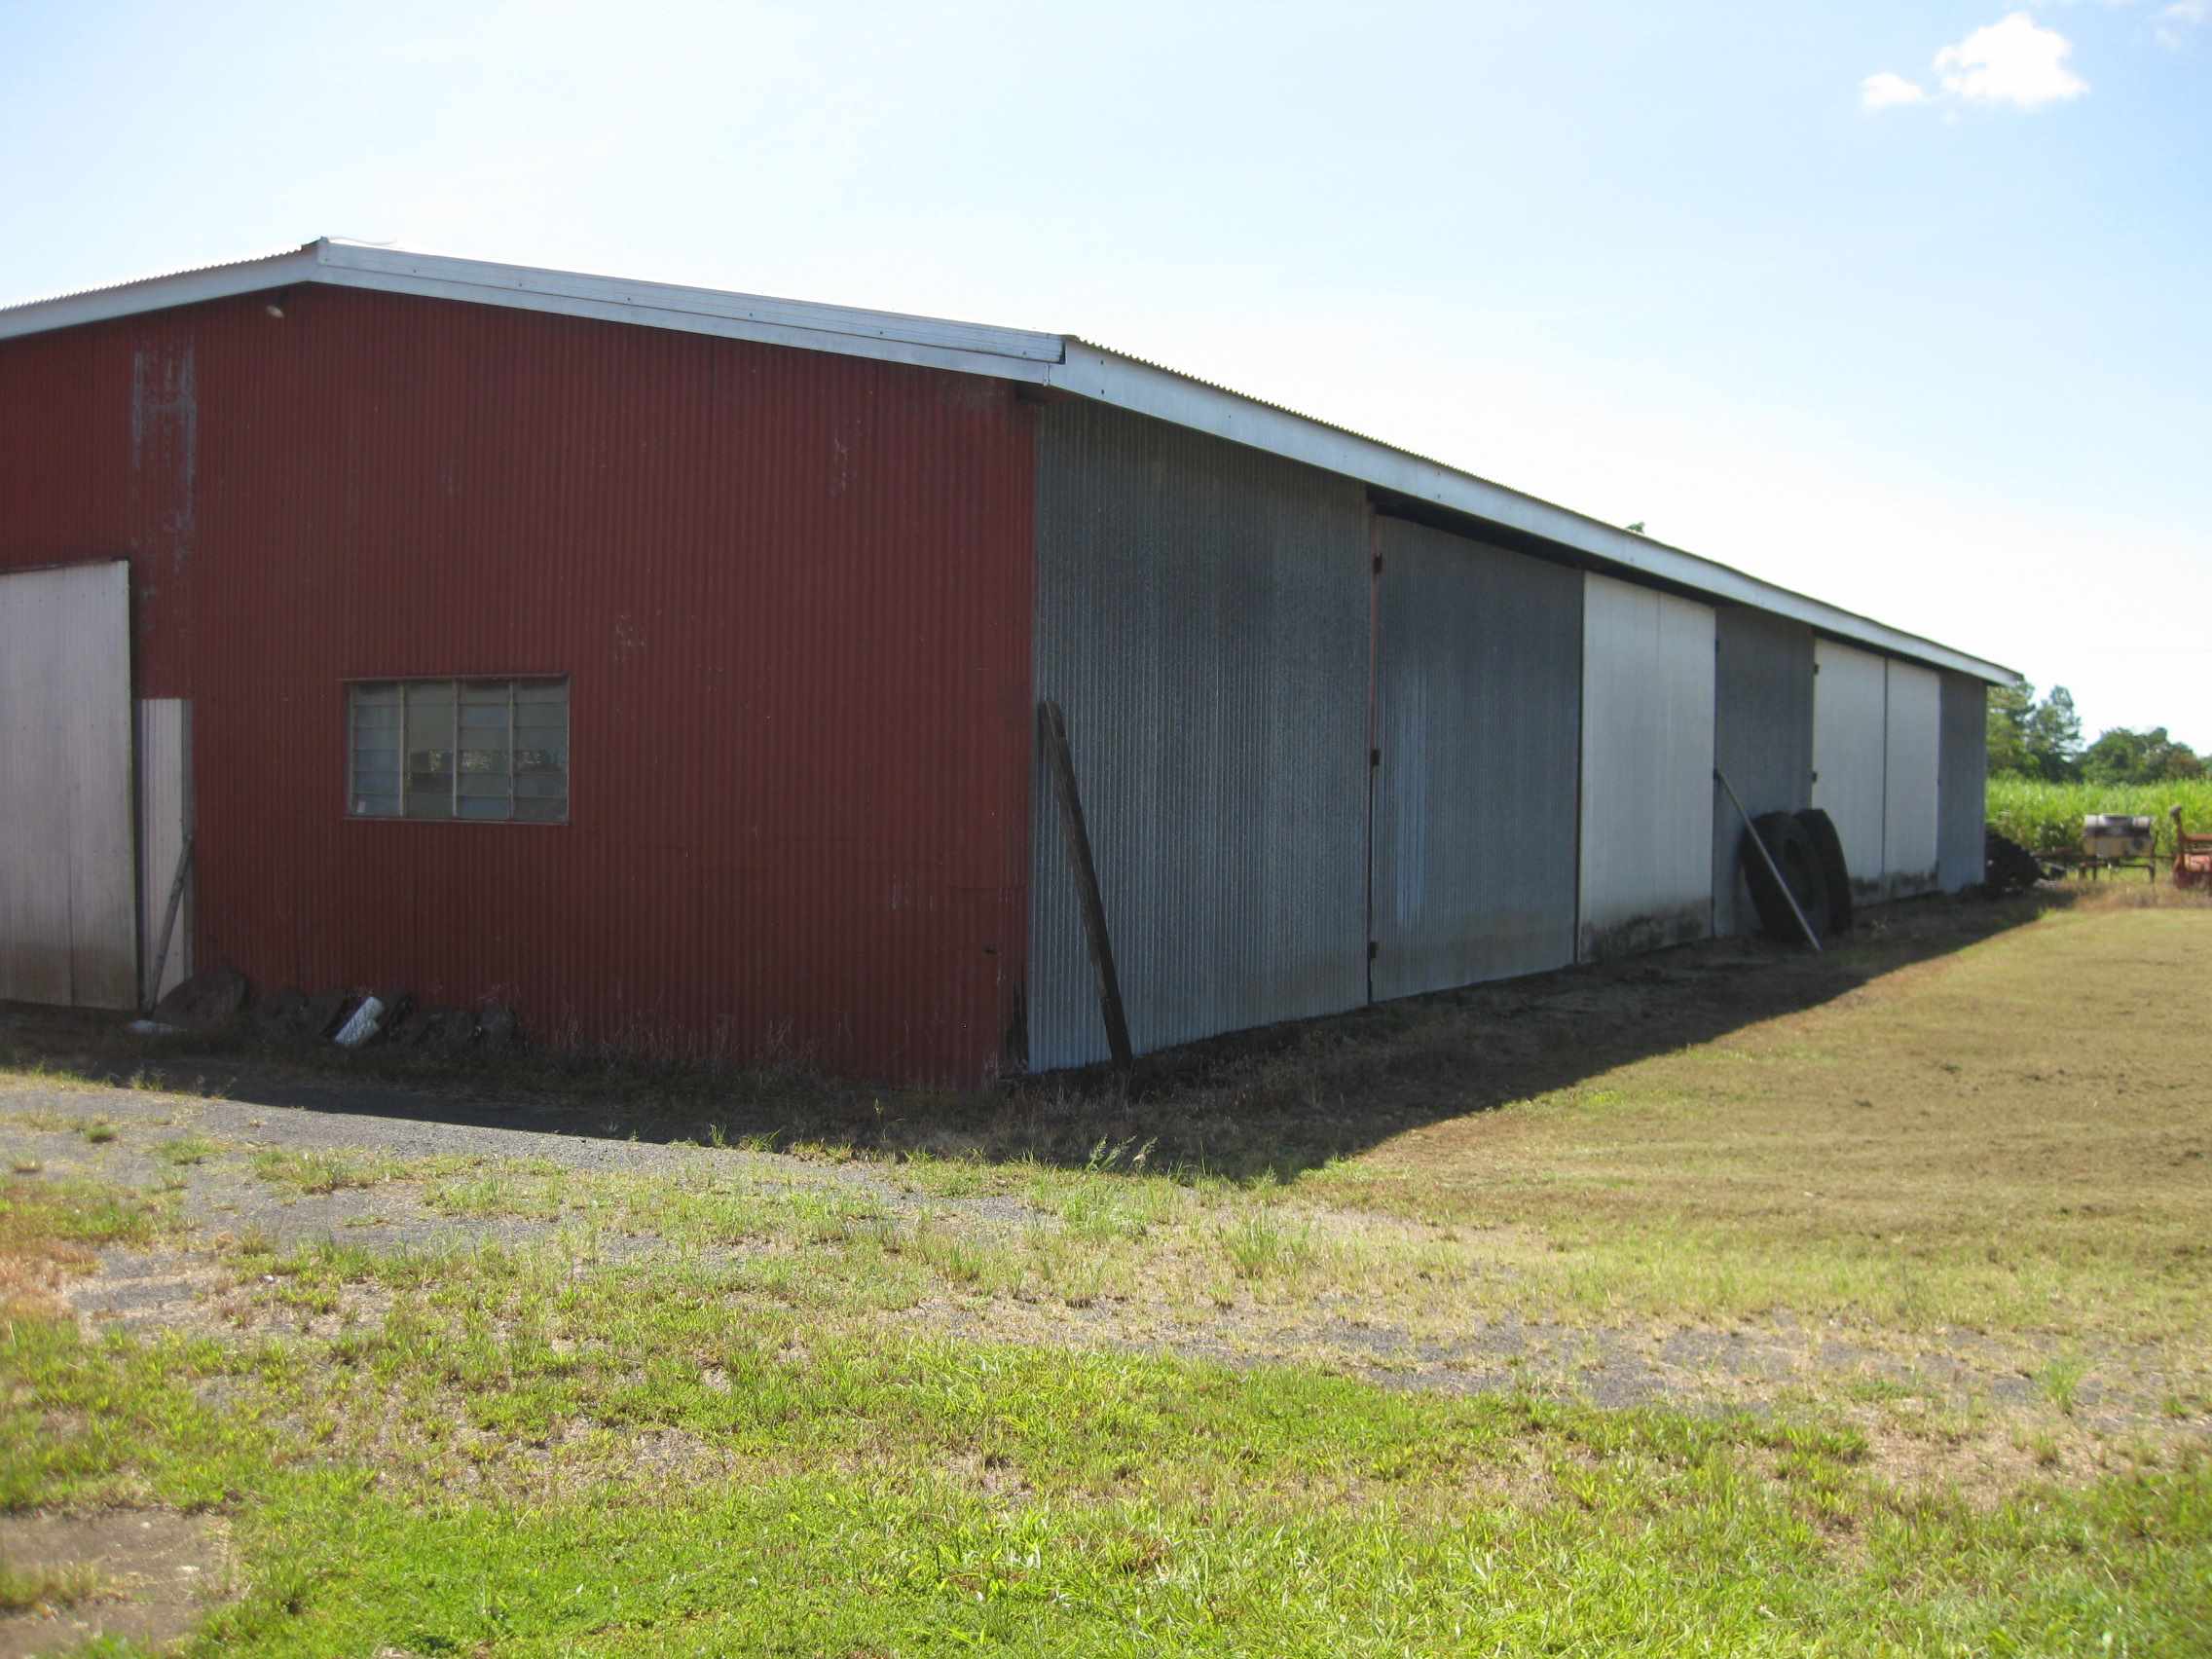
152;1132;221;1167
1302;907;2212;1348
196;1457;2210;1656
2040;1351;2094;1418
248;1147;421;1195
7;1202;2212;1654
4;907;2211;1651
1;1175;172;1256
1216;1208;1318;1280
1987;774;2212;856
0;1558;106;1613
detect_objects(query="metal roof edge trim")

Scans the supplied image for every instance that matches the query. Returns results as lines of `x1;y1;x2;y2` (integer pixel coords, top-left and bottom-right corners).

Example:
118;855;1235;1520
306;262;1059;385
0;240;1068;379
313;243;1067;363
0;245;321;342
0;240;2017;685
1043;341;2019;685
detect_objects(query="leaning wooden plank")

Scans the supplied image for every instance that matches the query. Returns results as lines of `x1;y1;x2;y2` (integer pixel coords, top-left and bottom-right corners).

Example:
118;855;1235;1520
143;831;196;1014
1038;700;1133;1072
1714;770;1821;953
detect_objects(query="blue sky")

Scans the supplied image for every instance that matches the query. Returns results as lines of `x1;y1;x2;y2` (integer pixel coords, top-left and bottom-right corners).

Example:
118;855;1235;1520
4;1;2205;748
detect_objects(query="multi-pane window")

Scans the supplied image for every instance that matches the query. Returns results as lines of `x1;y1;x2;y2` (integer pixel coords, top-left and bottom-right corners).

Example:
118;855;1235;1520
348;679;569;823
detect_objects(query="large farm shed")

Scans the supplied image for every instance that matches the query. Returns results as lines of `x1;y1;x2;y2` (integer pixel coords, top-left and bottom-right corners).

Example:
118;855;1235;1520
0;240;2014;1083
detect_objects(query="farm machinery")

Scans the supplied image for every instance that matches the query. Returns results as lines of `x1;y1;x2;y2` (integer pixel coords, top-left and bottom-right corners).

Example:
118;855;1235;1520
2076;814;2159;882
2173;805;2212;890
1983;808;2212;895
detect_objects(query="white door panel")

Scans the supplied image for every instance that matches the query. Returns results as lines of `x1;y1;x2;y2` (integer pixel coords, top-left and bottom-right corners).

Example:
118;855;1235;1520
1579;573;1715;961
1813;640;1888;904
0;562;137;1008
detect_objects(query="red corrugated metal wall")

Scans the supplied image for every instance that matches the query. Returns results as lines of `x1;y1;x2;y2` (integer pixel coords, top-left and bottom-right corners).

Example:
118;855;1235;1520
0;287;1036;1082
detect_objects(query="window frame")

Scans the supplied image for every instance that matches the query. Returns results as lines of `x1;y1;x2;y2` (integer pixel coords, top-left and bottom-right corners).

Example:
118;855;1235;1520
343;674;571;827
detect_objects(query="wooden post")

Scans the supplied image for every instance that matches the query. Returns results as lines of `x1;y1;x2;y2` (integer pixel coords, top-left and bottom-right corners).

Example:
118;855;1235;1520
1714;770;1822;954
143;830;195;1012
1038;700;1133;1073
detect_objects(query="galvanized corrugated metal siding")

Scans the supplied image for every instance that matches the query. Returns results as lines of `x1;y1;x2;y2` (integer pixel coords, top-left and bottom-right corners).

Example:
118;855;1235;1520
0;562;138;1008
1712;609;1815;937
136;698;193;1004
1579;573;1716;961
1371;518;1581;997
1883;661;1942;899
0;288;1036;1082
1937;673;1987;893
1029;401;1369;1071
1812;640;1889;903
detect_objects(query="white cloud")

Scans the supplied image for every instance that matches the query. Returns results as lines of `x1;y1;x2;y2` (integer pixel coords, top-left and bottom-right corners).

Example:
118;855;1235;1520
1935;13;2089;106
2157;0;2207;47
1860;70;1932;110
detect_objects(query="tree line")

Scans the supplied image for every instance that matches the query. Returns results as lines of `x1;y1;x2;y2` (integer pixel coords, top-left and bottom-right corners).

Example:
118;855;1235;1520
1987;683;2205;783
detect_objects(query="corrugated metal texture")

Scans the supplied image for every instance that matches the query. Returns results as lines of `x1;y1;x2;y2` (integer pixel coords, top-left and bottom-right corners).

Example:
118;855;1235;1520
1028;400;1369;1071
1578;573;1716;961
136;699;193;1004
1812;639;1889;904
1038;342;2022;686
1883;660;1942;899
0;288;1036;1082
1371;518;1581;998
1712;608;1815;937
0;562;137;1008
0;318;200;695
1937;673;1988;894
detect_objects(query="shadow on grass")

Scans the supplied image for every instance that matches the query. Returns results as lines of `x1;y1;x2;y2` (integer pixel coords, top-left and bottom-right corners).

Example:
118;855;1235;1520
0;889;2094;1185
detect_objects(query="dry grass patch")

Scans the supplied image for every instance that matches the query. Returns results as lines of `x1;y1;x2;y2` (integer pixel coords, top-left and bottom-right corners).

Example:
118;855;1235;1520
0;1176;172;1317
1306;906;2212;1349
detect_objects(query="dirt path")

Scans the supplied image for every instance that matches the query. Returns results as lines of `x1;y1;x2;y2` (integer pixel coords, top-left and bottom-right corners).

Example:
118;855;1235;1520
0;1513;222;1658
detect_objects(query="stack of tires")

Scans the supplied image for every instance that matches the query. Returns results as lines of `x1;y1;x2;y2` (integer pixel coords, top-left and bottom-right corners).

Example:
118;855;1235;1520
1743;809;1853;943
1983;829;2053;896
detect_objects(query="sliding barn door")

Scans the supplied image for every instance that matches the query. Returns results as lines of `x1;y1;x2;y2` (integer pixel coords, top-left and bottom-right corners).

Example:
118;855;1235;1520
0;561;138;1007
1578;573;1715;961
1370;519;1582;998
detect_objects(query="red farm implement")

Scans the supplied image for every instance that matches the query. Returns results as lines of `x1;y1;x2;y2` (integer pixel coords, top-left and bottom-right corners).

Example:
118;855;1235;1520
2172;806;2212;891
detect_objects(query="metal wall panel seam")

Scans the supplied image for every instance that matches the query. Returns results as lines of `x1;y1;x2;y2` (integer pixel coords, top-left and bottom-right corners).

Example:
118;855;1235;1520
1811;640;1891;905
1711;609;1815;937
1371;517;1582;997
1363;507;1381;1006
1883;660;1943;899
1936;674;1988;894
135;699;194;1004
1049;343;2013;686
1028;401;1370;1071
1578;572;1716;962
